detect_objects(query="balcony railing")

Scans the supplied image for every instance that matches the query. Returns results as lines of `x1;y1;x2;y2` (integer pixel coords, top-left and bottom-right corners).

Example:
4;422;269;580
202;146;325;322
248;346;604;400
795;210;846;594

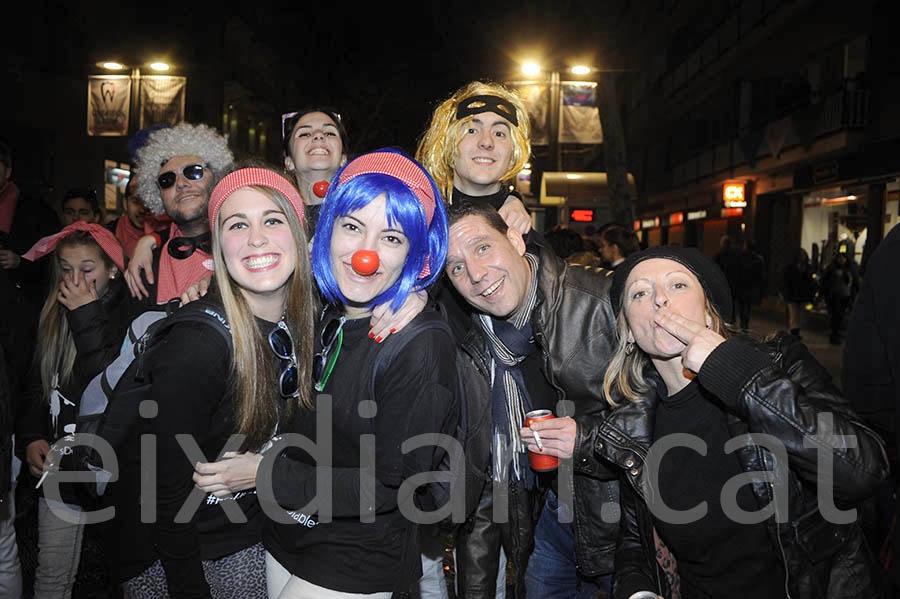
664;89;869;188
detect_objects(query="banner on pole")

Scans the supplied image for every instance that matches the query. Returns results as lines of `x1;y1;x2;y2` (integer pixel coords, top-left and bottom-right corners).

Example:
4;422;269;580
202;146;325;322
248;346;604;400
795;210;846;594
560;82;603;144
139;76;186;129
87;76;131;136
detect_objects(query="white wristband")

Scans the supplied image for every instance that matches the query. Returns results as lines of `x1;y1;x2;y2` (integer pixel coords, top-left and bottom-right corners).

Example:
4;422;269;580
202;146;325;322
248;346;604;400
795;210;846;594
628;592;662;599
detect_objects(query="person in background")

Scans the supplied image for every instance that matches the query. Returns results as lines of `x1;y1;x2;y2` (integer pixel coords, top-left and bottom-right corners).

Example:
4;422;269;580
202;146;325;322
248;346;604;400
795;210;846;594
417;80;533;236
0;141;17;236
60;188;101;226
18;223;136;599
281;107;349;233
107;176;149;260
124;123;233;304
598;224;640;269
781;248;816;338
821;246;859;344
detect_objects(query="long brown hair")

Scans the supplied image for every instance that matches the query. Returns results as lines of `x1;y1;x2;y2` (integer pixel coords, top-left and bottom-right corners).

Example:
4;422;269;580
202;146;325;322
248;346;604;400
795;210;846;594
37;232;114;401
211;183;316;451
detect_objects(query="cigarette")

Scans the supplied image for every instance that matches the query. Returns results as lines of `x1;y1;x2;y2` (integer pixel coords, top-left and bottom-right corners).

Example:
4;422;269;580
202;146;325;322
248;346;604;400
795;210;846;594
532;429;544;450
36;471;49;489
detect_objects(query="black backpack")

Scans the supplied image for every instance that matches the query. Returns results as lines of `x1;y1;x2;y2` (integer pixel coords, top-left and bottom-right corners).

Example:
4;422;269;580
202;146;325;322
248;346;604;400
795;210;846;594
370;304;491;532
71;298;232;496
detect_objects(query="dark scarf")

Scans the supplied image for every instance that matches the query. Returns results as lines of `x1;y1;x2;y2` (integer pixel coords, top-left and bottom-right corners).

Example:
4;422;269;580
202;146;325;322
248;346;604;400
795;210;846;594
477;253;539;482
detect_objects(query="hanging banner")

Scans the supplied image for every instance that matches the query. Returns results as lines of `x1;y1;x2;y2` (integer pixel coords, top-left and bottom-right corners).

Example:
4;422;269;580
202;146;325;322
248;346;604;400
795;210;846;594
87;76;131;136
506;82;549;145
560;82;603;144
139;76;186;129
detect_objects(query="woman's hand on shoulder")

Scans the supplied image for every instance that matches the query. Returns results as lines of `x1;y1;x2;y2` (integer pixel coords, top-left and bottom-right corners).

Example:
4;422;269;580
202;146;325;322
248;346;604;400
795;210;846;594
654;308;725;372
499;196;532;235
192;451;262;498
180;275;212;305
369;289;427;343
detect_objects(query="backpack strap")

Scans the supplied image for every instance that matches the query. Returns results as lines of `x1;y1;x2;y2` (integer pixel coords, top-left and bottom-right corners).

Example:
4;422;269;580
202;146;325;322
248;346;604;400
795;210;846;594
133;298;232;382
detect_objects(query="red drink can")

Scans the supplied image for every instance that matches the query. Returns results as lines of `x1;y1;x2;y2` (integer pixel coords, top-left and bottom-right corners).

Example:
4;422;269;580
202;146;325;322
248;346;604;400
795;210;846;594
524;409;559;471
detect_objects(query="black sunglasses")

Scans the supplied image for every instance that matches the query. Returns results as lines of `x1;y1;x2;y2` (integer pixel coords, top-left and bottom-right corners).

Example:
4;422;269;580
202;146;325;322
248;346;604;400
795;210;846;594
269;321;299;399
313;314;346;392
157;164;205;189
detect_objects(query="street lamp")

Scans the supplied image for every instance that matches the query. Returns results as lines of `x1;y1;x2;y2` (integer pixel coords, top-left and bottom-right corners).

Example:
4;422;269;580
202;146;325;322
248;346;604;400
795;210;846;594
522;62;541;77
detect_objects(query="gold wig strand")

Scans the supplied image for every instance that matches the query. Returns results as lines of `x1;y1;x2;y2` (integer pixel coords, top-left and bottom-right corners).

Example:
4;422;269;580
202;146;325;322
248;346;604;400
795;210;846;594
212;184;317;452
416;81;531;203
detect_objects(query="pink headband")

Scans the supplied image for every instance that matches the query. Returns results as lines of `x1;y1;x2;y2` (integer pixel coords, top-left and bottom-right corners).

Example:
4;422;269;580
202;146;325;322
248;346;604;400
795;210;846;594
337;152;436;226
24;222;126;272
208;168;305;230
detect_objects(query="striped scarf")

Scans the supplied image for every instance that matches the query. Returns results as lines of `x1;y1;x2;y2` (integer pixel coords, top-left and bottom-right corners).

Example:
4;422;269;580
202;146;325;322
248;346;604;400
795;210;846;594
477;252;540;481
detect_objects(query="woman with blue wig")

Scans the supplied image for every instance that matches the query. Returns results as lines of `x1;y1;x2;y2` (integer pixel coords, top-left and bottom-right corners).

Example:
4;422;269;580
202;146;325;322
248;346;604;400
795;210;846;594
195;150;460;598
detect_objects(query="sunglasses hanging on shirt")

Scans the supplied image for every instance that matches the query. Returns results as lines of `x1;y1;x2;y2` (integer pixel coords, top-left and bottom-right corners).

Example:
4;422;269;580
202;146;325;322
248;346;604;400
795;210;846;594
269;320;300;399
313;313;346;392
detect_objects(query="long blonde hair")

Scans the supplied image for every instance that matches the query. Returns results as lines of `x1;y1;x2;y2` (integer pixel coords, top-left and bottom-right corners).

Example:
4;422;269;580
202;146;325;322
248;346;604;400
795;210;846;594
416;81;531;203
602;298;731;407
211;184;317;451
37;232;113;401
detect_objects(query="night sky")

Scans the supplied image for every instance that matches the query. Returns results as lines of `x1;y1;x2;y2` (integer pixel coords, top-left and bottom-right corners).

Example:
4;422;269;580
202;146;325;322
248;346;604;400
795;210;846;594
4;1;628;155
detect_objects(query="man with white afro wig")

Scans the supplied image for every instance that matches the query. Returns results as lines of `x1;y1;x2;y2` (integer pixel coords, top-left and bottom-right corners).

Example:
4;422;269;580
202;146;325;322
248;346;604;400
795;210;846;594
125;123;234;303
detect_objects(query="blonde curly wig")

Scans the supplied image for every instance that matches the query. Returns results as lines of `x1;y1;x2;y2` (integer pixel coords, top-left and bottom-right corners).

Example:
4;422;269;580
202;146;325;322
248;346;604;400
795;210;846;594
416;81;531;203
134;123;234;215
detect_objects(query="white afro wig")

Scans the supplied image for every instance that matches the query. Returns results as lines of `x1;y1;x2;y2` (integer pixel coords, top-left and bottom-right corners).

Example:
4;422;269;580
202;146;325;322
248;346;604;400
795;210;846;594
135;123;234;215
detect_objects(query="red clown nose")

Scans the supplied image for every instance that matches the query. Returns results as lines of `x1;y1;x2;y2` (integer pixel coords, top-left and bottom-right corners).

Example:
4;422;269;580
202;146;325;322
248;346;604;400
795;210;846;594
351;250;379;275
313;180;329;198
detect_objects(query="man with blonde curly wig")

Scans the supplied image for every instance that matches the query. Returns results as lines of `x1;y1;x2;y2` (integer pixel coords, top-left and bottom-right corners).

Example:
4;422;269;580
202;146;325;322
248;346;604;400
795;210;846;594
125;123;233;304
416;81;533;235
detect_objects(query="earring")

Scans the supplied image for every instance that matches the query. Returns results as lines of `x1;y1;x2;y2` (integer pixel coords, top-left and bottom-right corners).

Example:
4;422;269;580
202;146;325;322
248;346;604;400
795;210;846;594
625;342;634;356
109;267;118;280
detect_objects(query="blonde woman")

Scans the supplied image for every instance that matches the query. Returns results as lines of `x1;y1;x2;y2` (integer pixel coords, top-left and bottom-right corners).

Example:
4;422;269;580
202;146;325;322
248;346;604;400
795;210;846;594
19;222;135;599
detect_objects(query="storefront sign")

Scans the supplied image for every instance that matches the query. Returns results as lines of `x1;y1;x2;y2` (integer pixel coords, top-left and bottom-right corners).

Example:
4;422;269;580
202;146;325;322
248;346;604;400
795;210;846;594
669;212;684;225
570;209;594;222
641;217;660;229
633;220;640;231
723;183;747;208
812;161;839;184
687;209;707;221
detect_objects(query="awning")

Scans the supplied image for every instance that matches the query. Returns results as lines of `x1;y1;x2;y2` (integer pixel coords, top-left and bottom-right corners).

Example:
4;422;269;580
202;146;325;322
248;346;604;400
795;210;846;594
539;172;637;207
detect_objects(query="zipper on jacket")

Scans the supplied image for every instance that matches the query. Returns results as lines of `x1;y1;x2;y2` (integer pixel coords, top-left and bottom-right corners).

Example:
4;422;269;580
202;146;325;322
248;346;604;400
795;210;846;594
764;449;791;599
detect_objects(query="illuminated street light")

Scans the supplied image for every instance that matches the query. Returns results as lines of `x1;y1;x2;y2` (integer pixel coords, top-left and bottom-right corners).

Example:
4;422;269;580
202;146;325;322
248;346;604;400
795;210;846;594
101;62;126;70
522;62;541;76
150;62;170;72
571;65;591;75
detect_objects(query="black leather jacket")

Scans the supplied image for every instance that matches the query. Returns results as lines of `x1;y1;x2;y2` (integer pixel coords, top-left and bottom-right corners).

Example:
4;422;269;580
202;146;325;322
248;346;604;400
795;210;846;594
586;333;888;599
455;248;620;597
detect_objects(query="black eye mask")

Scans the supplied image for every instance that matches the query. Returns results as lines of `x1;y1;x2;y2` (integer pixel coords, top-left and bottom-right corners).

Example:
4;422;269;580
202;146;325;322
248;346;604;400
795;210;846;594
455;95;519;127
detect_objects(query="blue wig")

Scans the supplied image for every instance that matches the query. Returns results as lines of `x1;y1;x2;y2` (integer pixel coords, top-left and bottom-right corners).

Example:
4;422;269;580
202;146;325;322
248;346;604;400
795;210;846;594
311;149;448;312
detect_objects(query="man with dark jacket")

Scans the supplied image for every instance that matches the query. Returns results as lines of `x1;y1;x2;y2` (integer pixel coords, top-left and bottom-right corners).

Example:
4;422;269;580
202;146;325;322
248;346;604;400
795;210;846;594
443;200;618;598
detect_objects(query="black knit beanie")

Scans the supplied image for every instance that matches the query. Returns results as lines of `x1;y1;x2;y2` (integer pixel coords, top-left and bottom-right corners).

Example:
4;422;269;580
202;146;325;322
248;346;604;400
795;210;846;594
610;245;734;322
